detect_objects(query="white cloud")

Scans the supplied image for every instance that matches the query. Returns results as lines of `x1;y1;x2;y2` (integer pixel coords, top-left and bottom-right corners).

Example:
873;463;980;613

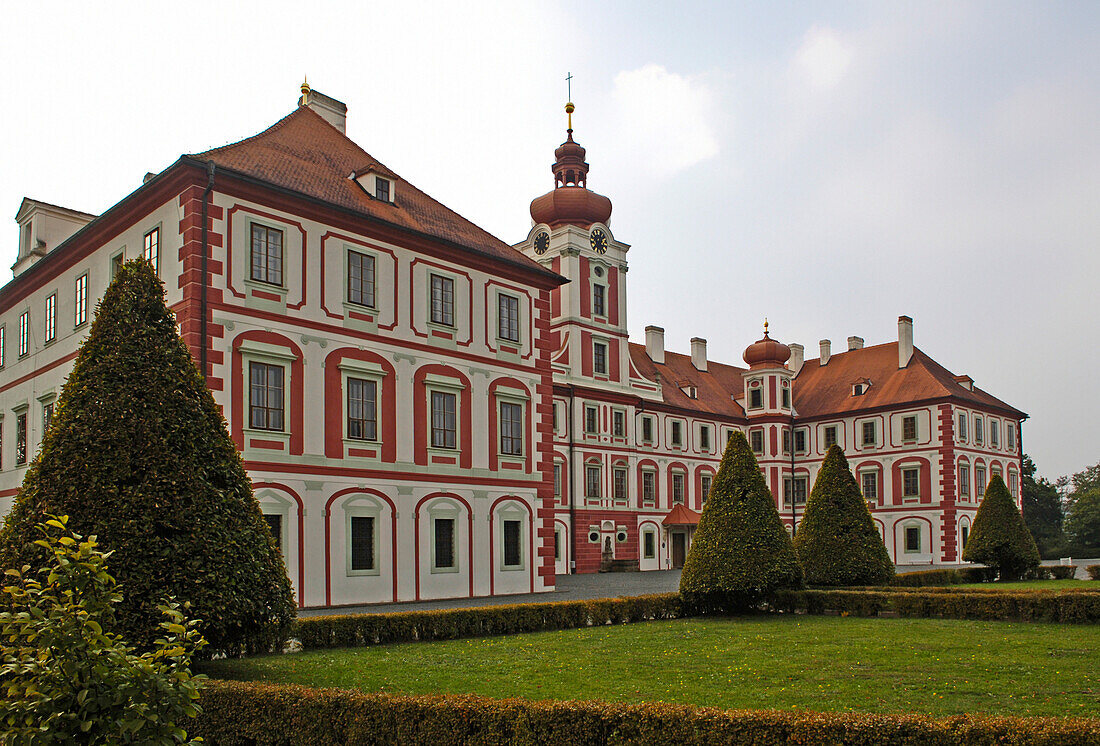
792;26;854;91
608;64;718;176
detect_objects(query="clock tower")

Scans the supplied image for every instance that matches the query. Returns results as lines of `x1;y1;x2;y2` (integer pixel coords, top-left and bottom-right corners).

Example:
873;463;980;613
514;101;635;393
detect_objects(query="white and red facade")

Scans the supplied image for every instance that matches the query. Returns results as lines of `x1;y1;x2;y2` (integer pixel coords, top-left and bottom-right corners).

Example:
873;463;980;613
0;89;1025;608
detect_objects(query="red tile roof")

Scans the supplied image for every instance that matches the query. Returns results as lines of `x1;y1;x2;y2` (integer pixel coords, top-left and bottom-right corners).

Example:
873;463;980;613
629;340;1024;420
190;106;556;280
662;505;701;526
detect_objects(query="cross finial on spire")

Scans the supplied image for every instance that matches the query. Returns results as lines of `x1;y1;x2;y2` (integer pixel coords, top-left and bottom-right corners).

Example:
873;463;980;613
565;72;575;132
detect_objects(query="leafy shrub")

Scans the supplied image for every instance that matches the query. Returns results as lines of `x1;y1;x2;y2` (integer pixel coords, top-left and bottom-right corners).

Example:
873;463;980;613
680;431;802;612
1050;565;1078;580
1026;566;1053;580
891;568;966;587
192;680;1100;745
0;516;205;744
0;260;295;655
795;445;894;586
297;593;683;649
962;474;1041;581
1087;565;1100;580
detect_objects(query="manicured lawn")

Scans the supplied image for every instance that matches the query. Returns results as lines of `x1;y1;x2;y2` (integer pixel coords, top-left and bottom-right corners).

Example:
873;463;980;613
955;580;1097;590
200;616;1100;718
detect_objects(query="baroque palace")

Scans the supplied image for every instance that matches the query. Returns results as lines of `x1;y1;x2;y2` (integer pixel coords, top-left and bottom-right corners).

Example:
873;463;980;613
0;86;1025;606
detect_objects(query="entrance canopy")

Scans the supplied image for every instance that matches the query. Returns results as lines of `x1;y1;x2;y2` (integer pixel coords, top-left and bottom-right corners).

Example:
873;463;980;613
662;505;701;527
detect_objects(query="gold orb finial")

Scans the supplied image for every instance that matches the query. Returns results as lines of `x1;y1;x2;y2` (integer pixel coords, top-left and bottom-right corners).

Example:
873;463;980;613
565;101;574;131
764;318;769;336
300;76;311;102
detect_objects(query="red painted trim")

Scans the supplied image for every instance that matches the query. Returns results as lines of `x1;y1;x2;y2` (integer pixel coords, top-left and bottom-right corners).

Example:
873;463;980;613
487;496;536;596
408;258;474;346
413;493;475;600
322;487;398;606
0;350;78;394
322;348;398;462
318;230;399;329
230;330;305;455
224;204;308;308
412;364;473;469
252;481;306;608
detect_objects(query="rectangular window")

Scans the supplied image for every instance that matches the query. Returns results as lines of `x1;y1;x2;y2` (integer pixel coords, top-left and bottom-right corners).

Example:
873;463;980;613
434;518;455;569
613;467;628;503
553;463;562;498
671;421;683;446
430;274;455;326
642;471;656;505
794;429;807;453
593;341;607;375
701;474;712;503
642;416;654;443
19;311;29;357
782;428;791;455
346;377;378;441
902;416;917;442
905;526;921;553
499;401;523;456
700;425;710;451
248;362;285;431
430;391;457;449
0;326;5;367
750;429;764;454
781;387;790;408
375;177;390;202
250;224;283;286
902;467;920;498
143;227;159;275
612;410;625;438
862;472;878;503
497;294;520;342
862;421;876;447
43;402;54;433
592;284;605;316
961;525;969;548
990;421;1000;447
958;465;970;500
975;466;987;495
350;516;375;571
15;413;27;466
749;387;763;409
347;250;376;308
585;465;601;499
1006;423;1016;451
974;416;984;445
1010;473;1018;496
503;519;522;567
585;405;598;434
44;294;56;343
957;412;968;441
74;274;88;327
824;425;837;449
784;477;808;507
554;530;561;561
110;253;124;280
263;514;282;552
643;531;656;559
672;472;685;504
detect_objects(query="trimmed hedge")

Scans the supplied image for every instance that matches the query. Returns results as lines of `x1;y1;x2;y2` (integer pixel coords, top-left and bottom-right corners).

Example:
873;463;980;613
963;474;1041;580
192;680;1100;745
772;589;1100;623
1051;565;1078;580
890;567;996;586
296;594;683;649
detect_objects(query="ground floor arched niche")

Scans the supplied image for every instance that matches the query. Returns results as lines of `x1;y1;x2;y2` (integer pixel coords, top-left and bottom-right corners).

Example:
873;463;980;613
253;482;305;607
324;489;397;607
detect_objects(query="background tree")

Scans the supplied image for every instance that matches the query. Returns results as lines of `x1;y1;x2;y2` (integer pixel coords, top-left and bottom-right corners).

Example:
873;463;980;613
0;260;295;655
1;516;205;744
680;431;802;611
962;473;1040;580
794;445;894;586
1021;454;1065;558
1064;488;1100;556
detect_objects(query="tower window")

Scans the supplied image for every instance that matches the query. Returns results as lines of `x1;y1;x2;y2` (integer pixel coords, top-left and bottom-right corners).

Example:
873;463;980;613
750;429;764;454
592;284;606;317
612;410;625;438
584;405;598;434
593;341;608;375
749;388;763;410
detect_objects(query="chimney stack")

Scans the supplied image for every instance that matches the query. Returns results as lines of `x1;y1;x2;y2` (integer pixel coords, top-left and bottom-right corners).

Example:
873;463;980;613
645;325;665;365
848;336;864;351
299;82;348;134
788;343;804;376
898;316;914;368
819;339;831;366
690;337;708;371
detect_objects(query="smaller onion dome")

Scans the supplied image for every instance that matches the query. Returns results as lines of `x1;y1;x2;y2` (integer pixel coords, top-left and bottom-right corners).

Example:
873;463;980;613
743;320;791;369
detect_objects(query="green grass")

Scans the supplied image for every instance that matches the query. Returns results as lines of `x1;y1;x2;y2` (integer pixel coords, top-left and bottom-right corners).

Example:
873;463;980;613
200;616;1100;718
955;579;1097;590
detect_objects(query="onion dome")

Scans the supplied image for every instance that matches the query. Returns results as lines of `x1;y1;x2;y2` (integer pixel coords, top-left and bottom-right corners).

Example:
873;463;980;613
529;102;613;228
743;320;791;369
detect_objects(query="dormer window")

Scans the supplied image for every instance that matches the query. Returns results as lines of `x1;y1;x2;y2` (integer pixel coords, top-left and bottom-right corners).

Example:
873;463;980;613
682;385;697;399
852;379;871;396
375;177;390;202
352;169;397;204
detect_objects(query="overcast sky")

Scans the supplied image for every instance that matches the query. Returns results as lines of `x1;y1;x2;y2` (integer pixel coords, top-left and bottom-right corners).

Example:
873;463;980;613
2;2;1097;481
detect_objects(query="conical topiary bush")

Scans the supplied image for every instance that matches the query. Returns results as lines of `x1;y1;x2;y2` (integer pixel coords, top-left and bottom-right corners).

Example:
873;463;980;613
680;431;803;611
962;473;1040;581
793;445;894;586
0;260;295;654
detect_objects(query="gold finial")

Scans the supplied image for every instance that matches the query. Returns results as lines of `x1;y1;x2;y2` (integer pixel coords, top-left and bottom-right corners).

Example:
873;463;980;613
565;101;575;131
565;72;574;131
764;318;769;336
300;76;311;105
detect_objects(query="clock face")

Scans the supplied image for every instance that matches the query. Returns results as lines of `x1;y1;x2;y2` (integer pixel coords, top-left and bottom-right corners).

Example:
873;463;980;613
590;228;608;254
533;231;550;255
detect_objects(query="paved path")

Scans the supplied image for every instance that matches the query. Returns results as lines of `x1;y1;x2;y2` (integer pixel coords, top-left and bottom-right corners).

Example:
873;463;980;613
299;570;683;617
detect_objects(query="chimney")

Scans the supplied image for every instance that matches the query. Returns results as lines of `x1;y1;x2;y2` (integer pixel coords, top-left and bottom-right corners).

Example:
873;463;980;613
645;326;665;365
690;337;707;372
788;343;804;376
898;316;914;368
299;83;347;134
848;336;864;351
819;339;831;366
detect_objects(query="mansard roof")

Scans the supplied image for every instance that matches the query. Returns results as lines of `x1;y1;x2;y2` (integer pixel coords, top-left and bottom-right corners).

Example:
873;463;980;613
190;106;557;281
629;340;1024;421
